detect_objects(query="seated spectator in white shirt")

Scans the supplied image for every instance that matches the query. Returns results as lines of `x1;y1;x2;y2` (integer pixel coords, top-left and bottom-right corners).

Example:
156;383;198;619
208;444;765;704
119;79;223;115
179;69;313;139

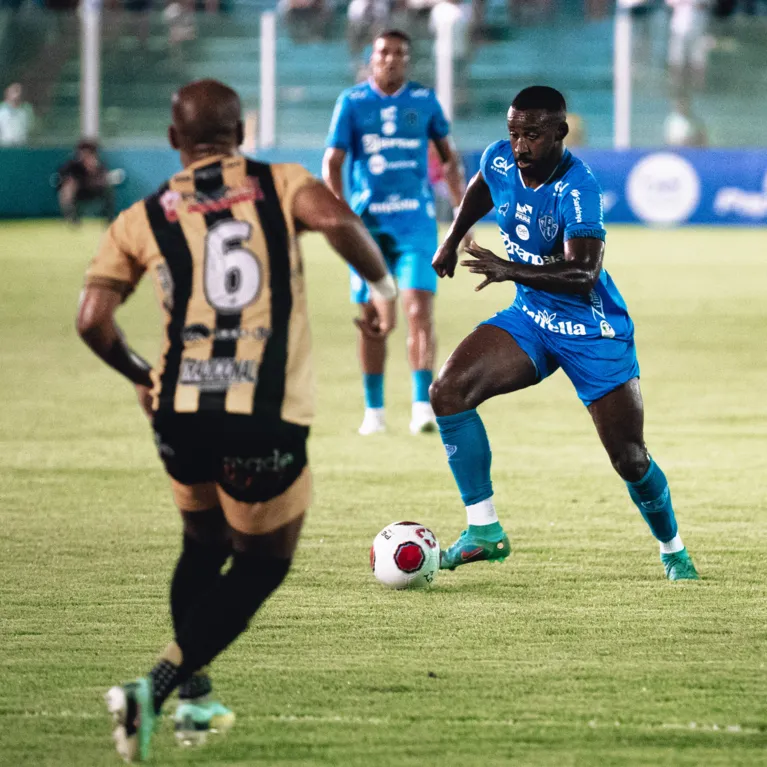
0;83;35;147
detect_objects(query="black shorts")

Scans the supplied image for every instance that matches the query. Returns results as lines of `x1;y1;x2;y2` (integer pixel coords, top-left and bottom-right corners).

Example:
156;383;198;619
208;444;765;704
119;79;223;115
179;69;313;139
152;411;309;504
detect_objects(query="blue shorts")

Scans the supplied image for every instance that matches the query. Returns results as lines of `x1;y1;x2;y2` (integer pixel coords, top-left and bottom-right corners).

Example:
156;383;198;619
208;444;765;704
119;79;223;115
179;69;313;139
350;229;437;303
483;306;640;406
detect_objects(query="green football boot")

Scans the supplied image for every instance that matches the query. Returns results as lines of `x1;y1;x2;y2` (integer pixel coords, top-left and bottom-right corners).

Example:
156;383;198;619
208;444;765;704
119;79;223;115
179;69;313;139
440;528;511;571
661;547;699;581
174;697;236;746
105;677;157;762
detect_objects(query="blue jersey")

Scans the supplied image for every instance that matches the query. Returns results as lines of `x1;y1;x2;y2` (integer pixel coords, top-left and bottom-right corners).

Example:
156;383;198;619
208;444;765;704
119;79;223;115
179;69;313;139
326;80;450;238
480;140;632;341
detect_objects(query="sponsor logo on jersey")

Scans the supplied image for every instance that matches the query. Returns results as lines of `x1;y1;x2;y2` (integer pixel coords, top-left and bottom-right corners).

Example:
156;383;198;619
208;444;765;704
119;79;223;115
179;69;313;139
182;324;272;344
361;134;421;154
498;202;509;216
589;291;605;320
515;203;532;223
538;214;559;242
159;181;263;221
179;358;258;390
368;196;421;214
349;89;368;100
516;224;530;241
367;155;420;176
554;180;570;196
490;156;514;176
410;88;431;98
521;305;586;336
500;231;565;266
571;189;583;223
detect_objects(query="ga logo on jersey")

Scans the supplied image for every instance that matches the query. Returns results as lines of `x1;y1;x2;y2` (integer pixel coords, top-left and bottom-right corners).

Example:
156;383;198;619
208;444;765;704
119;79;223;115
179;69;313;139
491;156;514;176
538;214;559;242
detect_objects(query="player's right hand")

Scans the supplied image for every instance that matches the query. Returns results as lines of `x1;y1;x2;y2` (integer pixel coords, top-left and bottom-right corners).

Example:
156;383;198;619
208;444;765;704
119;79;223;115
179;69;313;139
432;240;459;278
135;383;153;420
355;298;396;338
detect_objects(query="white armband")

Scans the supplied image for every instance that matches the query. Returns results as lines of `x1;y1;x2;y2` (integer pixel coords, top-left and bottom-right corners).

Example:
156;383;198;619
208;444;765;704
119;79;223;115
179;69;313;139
368;273;397;300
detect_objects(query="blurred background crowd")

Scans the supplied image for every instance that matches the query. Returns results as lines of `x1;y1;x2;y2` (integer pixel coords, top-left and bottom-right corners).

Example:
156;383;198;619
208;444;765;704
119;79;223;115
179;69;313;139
1;0;765;152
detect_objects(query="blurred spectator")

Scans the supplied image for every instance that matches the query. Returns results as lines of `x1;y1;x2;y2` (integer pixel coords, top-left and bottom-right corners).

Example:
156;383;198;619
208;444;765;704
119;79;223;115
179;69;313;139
0;83;34;147
56;140;118;225
348;0;395;68
566;113;587;147
666;0;713;91
278;0;334;43
164;0;197;51
663;95;707;146
429;0;472;113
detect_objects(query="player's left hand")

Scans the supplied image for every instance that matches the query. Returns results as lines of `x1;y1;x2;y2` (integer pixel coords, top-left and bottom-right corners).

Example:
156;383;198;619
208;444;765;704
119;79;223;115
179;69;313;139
461;241;513;291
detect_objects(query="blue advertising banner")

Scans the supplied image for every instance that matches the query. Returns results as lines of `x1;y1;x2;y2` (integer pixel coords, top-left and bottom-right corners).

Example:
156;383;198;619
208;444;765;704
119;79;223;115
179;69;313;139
2;146;766;224
464;148;767;227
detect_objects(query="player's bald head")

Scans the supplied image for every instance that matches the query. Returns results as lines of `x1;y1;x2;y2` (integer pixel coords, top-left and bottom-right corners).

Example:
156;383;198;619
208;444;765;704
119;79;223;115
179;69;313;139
170;79;242;151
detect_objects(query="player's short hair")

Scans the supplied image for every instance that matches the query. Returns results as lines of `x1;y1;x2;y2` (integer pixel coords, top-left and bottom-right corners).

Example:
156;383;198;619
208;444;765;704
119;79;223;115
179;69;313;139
374;29;412;47
511;86;567;114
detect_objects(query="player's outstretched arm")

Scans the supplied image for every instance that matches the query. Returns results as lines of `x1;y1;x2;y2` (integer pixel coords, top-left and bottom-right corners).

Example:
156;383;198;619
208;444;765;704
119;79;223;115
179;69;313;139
76;285;154;416
461;236;604;295
321;148;347;201
293;181;396;337
432;171;494;279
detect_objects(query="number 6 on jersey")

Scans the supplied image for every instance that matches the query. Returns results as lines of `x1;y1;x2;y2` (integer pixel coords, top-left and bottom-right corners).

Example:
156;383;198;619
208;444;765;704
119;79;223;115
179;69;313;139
204;219;262;313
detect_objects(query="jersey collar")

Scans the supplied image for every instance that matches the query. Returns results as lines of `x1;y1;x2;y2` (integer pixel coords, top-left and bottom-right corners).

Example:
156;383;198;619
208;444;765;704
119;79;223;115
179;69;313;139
518;149;570;192
368;78;408;99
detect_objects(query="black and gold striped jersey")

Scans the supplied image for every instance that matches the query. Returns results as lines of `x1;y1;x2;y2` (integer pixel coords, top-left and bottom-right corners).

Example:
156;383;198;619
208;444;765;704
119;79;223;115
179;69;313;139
85;154;317;425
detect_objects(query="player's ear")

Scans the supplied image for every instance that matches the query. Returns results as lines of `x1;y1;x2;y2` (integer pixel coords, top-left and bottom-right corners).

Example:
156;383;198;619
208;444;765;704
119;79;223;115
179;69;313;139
168;125;179;150
558;121;569;142
235;120;244;148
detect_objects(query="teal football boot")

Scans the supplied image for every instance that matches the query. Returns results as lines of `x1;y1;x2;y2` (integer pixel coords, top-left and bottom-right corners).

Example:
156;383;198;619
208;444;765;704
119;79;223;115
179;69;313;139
105;677;157;762
440;528;511;570
661;547;699;581
174;697;236;746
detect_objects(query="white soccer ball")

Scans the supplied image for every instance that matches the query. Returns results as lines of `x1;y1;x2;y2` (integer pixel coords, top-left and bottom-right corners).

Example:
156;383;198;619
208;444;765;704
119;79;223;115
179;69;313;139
370;521;440;589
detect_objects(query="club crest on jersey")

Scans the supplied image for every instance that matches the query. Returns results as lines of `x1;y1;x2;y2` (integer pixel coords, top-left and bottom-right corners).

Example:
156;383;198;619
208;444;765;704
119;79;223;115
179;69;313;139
538;214;559;242
515;203;532;224
498;203;509;216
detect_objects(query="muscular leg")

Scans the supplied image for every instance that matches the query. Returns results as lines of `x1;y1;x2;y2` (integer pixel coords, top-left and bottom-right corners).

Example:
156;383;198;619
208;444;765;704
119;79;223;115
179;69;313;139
358;301;389;434
401;289;437;432
148;513;305;714
430;325;538;565
589;379;697;579
170;507;230;701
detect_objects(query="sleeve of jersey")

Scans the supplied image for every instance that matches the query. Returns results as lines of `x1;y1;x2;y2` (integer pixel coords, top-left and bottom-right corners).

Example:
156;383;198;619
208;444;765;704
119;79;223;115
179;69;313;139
478;140;505;204
427;93;451;141
561;182;606;242
84;207;145;298
274;163;321;227
326;92;353;150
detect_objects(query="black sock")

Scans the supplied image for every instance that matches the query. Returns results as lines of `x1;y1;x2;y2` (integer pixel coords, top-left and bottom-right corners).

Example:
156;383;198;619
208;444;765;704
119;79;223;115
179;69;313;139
148;659;182;714
175;552;291;676
170;533;229;635
178;670;213;701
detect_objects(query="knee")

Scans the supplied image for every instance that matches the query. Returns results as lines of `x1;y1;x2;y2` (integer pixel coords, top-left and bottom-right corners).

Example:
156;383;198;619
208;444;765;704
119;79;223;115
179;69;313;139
405;297;433;332
609;442;650;483
429;371;470;416
232;552;292;605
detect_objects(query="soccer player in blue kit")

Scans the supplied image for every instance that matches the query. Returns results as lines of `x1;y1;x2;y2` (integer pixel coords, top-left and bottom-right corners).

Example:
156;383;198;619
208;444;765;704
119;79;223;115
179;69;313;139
430;86;699;580
323;29;469;436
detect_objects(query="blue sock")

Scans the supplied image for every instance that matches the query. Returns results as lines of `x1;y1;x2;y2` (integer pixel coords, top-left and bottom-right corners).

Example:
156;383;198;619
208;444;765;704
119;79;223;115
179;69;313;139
363;373;384;409
411;369;433;404
626;459;678;543
436;409;493;506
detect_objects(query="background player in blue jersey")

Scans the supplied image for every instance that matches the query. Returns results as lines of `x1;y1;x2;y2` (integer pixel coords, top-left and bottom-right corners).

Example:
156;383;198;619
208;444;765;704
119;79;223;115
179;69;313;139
430;86;698;581
323;29;469;436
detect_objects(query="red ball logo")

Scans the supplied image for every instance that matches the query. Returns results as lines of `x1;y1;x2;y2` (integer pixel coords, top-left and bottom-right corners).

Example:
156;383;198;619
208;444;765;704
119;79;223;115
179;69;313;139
394;542;425;573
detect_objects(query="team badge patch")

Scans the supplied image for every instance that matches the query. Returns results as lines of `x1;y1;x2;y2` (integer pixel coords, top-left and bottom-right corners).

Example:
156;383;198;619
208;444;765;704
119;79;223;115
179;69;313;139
538;215;559;242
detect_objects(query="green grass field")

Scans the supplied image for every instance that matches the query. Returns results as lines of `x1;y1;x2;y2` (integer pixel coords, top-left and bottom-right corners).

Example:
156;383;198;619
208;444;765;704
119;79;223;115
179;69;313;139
1;221;766;766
